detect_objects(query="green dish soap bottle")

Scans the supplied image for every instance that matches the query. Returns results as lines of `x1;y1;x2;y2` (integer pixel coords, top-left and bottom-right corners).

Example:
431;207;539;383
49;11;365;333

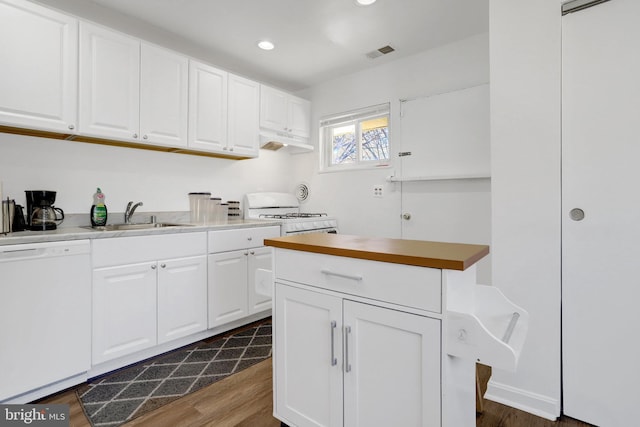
91;187;108;226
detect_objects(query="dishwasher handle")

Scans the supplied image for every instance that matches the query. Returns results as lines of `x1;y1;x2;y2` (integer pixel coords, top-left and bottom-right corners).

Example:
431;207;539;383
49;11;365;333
0;248;47;261
0;240;90;261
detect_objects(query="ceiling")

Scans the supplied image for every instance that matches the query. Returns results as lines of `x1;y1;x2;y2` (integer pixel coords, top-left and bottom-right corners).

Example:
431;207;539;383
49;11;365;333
82;0;488;92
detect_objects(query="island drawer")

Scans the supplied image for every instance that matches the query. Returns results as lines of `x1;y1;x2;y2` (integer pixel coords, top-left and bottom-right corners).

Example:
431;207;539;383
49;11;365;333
274;249;442;313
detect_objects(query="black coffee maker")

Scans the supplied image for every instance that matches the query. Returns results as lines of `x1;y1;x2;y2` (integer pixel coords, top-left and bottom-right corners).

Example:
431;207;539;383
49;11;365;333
25;190;64;231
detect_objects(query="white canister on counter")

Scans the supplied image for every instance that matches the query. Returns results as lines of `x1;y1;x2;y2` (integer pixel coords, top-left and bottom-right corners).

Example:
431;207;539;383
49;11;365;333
217;203;228;223
207;198;221;224
188;192;211;224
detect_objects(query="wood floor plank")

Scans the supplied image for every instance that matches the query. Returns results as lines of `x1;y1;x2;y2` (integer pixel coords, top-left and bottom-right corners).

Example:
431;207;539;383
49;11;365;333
40;358;592;427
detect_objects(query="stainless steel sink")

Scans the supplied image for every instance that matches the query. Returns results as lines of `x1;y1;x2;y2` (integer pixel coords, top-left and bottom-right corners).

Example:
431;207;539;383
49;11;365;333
82;223;190;231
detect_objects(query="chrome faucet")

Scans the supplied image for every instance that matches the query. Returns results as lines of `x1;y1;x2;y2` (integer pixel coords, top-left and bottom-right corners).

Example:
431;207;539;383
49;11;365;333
124;201;143;223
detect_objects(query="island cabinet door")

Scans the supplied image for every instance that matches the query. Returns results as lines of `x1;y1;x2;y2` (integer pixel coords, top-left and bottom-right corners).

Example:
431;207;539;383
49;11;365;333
274;283;344;427
343;301;441;427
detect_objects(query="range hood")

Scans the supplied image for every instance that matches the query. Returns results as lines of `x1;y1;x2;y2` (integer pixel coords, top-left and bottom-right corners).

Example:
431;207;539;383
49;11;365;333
259;130;313;153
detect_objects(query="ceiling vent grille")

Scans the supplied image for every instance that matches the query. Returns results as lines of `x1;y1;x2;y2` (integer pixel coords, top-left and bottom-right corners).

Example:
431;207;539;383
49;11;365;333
366;45;395;59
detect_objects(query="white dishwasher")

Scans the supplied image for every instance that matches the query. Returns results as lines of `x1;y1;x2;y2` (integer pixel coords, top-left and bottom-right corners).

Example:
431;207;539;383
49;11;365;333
0;240;91;403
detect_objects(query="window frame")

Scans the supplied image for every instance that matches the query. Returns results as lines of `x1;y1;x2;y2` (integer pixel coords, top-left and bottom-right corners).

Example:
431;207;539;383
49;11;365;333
320;103;391;172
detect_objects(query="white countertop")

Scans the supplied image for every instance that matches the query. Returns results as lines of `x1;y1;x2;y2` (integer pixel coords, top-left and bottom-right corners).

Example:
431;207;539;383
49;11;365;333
0;219;281;246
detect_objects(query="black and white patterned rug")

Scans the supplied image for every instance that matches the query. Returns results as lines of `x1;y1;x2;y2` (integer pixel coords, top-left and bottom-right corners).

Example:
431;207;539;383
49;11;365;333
77;319;272;426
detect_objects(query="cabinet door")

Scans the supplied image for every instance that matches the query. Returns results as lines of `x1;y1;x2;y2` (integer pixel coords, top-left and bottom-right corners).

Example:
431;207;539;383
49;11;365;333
247;246;272;314
228;74;259;157
79;22;140;141
343;301;441;427
188;60;228;152
274;283;343;427
140;43;188;147
157;255;207;344
208;250;248;328
0;0;77;133
260;85;288;132
92;262;157;364
288;95;311;138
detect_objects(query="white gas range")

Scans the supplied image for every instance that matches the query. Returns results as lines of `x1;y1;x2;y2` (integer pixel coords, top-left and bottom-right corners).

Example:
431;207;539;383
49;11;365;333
243;192;338;236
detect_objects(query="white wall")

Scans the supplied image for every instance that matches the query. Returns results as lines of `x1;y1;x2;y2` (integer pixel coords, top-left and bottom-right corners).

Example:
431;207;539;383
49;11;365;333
293;33;490;240
0;133;294;215
488;0;562;420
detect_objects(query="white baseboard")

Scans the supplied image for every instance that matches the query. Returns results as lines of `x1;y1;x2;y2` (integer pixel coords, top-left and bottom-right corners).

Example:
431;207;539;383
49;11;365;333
484;378;560;421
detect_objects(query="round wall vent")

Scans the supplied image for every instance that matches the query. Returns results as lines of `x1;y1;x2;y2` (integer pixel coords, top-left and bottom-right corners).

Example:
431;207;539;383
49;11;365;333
295;183;309;202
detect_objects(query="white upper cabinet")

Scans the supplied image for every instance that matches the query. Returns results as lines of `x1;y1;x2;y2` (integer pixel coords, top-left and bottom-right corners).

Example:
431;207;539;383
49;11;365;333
140;43;188;147
260;85;310;138
287;95;311;138
227;74;260;157
0;0;78;133
0;0;305;159
188;60;228;152
80;24;189;146
79;22;140;141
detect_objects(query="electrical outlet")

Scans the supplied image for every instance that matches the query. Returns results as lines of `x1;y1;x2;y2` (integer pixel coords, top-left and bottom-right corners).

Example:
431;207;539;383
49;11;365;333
373;185;384;198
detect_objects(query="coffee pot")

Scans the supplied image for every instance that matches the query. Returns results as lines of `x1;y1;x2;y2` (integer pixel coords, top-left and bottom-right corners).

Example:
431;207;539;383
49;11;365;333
31;206;64;230
25;190;64;230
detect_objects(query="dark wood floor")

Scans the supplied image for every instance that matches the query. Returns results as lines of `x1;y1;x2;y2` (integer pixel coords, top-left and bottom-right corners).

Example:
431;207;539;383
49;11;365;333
475;365;594;427
40;360;593;426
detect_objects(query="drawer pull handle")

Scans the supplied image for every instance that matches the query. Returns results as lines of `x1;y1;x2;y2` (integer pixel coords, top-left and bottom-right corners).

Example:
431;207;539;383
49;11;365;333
321;269;363;282
330;320;337;366
344;325;352;373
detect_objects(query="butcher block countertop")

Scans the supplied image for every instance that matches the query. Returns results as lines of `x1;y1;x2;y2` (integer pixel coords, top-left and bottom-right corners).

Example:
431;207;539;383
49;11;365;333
264;233;489;271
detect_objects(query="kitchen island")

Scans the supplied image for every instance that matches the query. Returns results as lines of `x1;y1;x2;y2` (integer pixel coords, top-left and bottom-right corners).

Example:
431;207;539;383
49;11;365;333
265;234;527;427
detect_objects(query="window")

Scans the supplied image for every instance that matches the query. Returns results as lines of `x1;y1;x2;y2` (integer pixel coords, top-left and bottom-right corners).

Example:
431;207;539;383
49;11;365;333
320;103;390;171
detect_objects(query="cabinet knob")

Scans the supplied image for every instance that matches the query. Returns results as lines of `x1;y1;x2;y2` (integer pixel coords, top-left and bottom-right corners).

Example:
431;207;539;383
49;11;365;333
250;250;255;255
151;265;157;270
244;251;249;256
143;134;148;140
569;208;585;221
229;147;234;151
402;213;411;220
247;236;252;241
223;147;228;150
133;133;138;139
68;124;75;130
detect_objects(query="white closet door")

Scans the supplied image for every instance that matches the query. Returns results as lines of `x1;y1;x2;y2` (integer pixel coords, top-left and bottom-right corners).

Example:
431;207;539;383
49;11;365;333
562;1;640;426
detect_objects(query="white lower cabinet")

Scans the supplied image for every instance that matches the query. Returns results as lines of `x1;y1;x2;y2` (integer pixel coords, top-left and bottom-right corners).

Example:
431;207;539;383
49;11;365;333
91;233;207;365
274;283;441;427
208;226;280;328
92;255;207;364
208;249;248;327
157;256;208;344
92;262;158;364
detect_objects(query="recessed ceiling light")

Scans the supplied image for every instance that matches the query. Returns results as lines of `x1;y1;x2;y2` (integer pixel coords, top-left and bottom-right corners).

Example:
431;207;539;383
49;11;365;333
356;0;377;5
257;40;275;51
